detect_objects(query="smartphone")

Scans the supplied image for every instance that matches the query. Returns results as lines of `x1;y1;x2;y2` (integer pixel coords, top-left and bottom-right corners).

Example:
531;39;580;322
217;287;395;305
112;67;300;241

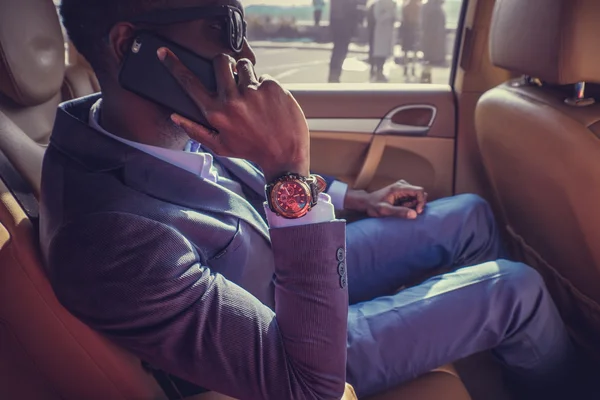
119;31;222;131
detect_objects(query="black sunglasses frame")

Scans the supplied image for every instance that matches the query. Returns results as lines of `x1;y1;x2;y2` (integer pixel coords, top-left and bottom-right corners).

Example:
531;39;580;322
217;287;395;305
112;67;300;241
127;5;247;53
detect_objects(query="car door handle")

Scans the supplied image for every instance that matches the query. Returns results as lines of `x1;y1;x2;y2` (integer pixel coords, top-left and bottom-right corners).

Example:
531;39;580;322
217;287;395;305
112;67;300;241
375;105;437;136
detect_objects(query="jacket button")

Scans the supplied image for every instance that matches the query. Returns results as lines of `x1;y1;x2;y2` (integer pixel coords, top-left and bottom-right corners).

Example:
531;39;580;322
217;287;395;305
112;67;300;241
340;274;347;289
337;261;346;277
336;247;345;262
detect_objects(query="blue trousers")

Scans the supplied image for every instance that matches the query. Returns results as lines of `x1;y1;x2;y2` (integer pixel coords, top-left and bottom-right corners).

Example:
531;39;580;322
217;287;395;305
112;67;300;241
345;194;574;397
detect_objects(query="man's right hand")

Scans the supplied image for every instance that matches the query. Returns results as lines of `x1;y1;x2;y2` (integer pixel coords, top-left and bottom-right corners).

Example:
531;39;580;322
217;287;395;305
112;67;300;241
158;48;310;183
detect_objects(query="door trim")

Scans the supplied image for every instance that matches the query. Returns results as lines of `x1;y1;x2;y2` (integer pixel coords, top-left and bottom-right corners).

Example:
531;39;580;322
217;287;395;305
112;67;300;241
374;105;438;136
307;118;380;134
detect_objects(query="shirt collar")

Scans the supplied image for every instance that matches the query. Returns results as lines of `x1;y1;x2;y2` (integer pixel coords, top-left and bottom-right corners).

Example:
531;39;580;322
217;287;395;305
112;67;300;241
88;98;217;182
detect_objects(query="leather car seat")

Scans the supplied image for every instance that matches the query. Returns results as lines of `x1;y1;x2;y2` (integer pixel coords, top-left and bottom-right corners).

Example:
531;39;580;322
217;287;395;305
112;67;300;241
365;365;471;400
0;0;472;399
63;47;101;100
0;0;98;198
0;172;168;400
476;0;600;357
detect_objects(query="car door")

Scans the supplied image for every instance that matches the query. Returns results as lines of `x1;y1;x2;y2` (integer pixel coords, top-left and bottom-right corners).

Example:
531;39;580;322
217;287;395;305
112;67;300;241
249;0;466;201
295;85;455;200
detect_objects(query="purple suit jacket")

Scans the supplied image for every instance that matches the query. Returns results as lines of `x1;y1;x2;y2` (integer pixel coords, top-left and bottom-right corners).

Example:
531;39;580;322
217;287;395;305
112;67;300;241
40;95;349;400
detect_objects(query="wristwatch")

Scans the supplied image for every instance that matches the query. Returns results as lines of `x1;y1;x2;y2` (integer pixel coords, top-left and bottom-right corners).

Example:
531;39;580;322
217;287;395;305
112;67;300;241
265;173;326;219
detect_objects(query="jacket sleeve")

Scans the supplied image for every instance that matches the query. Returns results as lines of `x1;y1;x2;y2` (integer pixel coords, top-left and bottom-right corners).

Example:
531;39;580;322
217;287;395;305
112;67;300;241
47;212;348;400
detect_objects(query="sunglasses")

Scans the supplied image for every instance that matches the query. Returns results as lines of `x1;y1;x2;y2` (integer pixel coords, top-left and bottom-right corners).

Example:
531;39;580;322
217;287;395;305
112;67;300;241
128;5;247;53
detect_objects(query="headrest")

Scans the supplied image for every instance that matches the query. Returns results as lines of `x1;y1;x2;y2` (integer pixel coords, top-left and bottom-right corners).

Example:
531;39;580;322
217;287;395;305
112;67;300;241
0;0;66;106
490;0;600;85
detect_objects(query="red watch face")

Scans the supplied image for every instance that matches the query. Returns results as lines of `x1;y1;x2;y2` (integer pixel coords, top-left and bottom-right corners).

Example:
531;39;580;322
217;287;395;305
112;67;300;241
273;180;311;217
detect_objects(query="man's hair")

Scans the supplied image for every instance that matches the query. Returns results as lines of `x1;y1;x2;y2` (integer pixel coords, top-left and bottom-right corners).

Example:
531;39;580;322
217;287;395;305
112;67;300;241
59;0;169;72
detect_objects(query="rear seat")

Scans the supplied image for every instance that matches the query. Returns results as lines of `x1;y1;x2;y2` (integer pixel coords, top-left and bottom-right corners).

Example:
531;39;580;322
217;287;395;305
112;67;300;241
0;0;472;399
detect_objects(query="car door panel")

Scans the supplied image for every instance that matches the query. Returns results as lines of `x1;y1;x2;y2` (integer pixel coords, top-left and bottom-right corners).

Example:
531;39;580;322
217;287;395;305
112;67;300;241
293;85;456;200
57;56;457;201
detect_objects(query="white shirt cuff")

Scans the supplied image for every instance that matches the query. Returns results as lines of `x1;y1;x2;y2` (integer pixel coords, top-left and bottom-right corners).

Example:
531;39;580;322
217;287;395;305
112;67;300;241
327;180;349;211
264;193;336;228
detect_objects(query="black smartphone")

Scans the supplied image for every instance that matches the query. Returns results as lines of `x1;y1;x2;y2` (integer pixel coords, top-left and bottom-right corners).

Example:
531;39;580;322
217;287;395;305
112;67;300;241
119;31;222;131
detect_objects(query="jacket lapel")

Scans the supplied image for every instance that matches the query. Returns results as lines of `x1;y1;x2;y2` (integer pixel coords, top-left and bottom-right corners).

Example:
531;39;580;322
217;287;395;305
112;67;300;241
122;153;271;242
51;97;270;242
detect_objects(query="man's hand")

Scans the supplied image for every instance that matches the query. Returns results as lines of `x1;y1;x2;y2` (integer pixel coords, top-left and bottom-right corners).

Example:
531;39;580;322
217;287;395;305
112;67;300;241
158;49;310;183
344;180;427;219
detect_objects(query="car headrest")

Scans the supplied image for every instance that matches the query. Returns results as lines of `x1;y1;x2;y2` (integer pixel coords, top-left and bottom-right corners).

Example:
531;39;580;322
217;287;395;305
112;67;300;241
0;0;66;107
490;0;600;85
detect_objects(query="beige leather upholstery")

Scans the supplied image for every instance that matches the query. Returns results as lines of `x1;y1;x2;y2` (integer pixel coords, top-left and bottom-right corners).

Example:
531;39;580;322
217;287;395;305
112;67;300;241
490;0;600;85
63;50;101;100
188;366;472;400
0;179;168;400
0;0;98;196
365;365;471;400
0;0;64;106
478;0;600;357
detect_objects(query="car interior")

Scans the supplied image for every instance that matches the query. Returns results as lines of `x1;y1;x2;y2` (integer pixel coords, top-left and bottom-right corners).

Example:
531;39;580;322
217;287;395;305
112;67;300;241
0;0;598;399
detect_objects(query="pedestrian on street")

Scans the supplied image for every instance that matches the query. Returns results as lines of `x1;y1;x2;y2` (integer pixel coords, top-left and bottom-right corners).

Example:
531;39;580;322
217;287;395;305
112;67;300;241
367;0;398;82
313;0;325;27
422;0;447;66
399;0;421;78
328;0;364;83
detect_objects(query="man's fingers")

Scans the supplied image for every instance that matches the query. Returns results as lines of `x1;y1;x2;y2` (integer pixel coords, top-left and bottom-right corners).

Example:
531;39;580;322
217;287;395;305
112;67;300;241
418;192;429;214
408;187;426;214
171;113;223;154
158;47;213;114
213;54;238;100
391;183;427;214
414;189;426;214
237;58;259;88
375;203;418;219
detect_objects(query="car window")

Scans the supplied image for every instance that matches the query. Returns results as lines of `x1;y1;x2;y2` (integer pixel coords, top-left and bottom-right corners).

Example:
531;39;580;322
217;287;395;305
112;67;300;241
53;0;465;85
248;0;464;85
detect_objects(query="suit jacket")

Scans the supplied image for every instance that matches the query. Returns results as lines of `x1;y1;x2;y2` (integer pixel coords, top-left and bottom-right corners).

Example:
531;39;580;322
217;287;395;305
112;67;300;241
40;95;349;400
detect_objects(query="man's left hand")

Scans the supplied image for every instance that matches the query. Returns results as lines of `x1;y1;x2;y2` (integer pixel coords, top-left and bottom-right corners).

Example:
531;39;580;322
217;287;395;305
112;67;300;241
344;180;427;219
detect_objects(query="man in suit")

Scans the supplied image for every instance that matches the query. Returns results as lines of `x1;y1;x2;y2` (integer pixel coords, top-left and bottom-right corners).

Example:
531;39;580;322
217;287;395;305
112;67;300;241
41;0;581;399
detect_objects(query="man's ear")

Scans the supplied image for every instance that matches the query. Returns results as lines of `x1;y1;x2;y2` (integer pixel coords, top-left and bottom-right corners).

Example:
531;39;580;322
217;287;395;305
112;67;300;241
107;22;137;65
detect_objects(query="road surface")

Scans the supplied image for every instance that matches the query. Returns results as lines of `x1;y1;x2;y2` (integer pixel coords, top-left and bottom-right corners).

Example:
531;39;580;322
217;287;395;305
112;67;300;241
253;47;452;85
